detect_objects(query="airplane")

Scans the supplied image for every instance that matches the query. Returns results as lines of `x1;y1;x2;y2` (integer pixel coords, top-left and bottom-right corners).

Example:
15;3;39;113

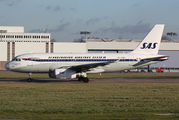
5;24;168;83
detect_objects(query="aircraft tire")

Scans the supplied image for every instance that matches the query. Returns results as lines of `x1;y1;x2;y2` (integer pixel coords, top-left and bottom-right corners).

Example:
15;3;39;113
78;77;83;81
83;77;89;83
27;78;32;82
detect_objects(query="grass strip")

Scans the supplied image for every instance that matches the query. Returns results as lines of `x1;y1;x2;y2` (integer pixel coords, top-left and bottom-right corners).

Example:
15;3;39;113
0;83;179;119
1;112;179;120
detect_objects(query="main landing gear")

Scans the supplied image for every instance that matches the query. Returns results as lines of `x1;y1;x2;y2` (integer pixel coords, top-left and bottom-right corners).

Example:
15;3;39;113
27;73;32;82
26;73;89;83
78;77;89;83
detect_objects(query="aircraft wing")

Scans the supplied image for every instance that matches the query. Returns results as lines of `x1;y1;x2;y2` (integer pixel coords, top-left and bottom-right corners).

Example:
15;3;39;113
70;61;111;73
133;56;168;67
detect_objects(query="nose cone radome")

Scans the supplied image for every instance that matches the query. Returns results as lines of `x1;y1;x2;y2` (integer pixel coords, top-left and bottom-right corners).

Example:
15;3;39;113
5;62;10;70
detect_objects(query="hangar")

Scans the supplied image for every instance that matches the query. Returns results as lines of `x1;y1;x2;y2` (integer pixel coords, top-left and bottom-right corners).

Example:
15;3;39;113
0;26;179;72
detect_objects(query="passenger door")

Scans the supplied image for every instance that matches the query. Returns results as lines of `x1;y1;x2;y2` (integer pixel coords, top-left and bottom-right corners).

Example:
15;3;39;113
27;56;33;66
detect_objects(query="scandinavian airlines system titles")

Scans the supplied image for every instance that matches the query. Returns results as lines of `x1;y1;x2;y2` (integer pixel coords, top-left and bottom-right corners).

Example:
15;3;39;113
48;56;107;59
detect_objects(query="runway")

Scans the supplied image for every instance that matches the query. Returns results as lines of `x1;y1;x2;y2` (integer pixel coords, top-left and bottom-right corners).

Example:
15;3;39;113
0;77;179;84
0;71;179;84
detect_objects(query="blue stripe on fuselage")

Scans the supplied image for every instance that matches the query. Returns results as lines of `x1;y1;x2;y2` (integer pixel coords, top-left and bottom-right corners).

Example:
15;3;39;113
22;58;138;62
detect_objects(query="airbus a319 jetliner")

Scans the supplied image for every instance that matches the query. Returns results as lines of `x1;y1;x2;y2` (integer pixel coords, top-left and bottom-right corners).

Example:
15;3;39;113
5;24;168;83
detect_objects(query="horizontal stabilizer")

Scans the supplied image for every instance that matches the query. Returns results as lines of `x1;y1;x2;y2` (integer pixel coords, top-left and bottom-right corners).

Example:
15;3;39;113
142;56;169;61
133;56;168;67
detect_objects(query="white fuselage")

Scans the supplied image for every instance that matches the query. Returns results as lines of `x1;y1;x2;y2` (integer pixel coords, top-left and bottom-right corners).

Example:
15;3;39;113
5;53;165;73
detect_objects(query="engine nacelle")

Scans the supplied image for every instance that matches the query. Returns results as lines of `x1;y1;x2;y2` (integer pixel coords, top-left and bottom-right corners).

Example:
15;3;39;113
49;68;76;79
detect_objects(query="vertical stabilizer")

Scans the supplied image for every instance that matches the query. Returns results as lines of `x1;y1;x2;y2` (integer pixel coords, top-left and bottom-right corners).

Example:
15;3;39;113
131;24;164;55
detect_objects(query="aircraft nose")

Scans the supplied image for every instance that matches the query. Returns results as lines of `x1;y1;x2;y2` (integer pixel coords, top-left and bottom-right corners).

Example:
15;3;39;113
5;62;10;70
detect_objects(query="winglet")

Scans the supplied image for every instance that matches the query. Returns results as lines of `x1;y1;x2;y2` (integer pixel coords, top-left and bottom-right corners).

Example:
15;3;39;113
131;24;165;55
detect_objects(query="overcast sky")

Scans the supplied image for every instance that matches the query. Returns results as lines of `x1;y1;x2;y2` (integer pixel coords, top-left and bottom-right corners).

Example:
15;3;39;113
0;0;179;42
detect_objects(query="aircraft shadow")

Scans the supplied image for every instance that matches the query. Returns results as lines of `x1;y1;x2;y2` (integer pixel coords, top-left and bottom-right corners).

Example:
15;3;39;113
0;79;83;83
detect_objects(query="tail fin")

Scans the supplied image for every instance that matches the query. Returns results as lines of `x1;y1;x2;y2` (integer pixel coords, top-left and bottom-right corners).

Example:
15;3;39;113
131;24;164;55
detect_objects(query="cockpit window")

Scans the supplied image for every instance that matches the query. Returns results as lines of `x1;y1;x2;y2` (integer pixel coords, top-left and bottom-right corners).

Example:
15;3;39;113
12;58;16;61
12;57;21;61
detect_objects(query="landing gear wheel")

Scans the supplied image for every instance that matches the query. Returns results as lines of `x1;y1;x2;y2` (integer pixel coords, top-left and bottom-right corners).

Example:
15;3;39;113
27;78;32;82
27;73;32;82
78;77;83;81
83;77;89;83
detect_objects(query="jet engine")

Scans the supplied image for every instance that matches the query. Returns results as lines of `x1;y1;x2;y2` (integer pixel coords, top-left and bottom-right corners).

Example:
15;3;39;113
49;68;76;79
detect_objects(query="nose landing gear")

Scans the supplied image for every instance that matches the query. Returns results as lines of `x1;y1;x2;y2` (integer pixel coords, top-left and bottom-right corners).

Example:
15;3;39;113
27;73;32;82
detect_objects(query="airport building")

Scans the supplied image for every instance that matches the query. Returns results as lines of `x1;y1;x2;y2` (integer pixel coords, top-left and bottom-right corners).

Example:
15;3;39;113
0;26;179;72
